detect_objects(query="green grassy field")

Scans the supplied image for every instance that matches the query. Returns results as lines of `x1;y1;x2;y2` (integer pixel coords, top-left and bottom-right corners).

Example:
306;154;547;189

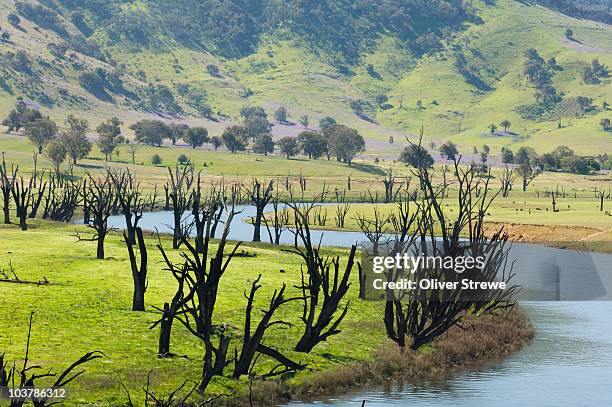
0;219;386;405
0;217;535;406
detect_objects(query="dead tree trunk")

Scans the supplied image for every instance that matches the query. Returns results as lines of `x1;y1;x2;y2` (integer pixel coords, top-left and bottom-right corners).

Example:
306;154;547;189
10;175;34;230
0;155;16;224
77;172;115;259
233;275;305;378
29;170;47;218
498;166;516;198
262;196;288;245
244;178;274;242
383;151;519;351
109;168;147;245
192;174;223;253
286;196;355;353
166;165;194;249
124;227;148;311
157;188;242;393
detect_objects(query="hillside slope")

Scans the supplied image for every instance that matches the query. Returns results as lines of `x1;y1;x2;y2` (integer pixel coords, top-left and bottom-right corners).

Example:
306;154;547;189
0;0;610;155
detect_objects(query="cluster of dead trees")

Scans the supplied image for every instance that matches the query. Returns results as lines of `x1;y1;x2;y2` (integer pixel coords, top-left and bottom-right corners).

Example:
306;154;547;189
150;182;357;396
355;150;520;351
0;153;84;230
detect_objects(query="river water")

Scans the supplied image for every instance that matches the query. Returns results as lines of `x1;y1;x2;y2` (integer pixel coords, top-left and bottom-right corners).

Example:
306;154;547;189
104;207;612;406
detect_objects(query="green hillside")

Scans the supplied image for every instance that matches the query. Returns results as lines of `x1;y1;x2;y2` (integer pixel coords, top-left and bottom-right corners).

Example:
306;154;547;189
0;0;610;155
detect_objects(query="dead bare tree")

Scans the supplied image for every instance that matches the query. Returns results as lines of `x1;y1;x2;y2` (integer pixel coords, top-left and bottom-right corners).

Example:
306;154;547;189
285;194;356;353
109;168;147;245
232;275;305;378
191;174;224;253
382;153;519;351
42;176;82;222
262;194;288;245
498;166;516;198
0;312;104;407
77;172;116;259
166;164;194;249
156;187;241;392
0;154;15;224
381;167;397;203
28;170;47;219
334;201;351;228
244;178;274;242
595;186;610;212
124;227;148;311
354;206;390;255
9;170;34;230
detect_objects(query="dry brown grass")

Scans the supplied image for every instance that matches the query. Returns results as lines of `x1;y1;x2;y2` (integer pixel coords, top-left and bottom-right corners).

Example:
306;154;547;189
228;307;534;406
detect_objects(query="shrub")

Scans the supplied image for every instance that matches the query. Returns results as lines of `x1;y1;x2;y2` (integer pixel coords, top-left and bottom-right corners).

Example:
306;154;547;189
151;154;162;165
177;154;189;164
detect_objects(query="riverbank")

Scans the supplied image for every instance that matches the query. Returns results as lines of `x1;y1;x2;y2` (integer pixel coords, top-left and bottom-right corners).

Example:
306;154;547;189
238;307;534;406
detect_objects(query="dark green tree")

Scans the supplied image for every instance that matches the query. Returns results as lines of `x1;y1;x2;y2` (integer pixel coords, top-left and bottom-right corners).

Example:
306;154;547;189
400;144;434;169
96;117;124;161
277;137;298;159
253;133;275;156
26;117;57;154
222;126;247;153
184;127;209;149
439;142;458;161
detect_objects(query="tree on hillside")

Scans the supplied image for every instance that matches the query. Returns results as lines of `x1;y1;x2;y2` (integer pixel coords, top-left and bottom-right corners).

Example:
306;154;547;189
206;64;220;77
277;137;298;159
319;116;336;129
400;144;434;169
299;114;309;129
222;125;246;153
439;142;458;161
325;124;365;165
375;94;388;109
183;127;209;149
565;28;573;39
500;119;511;132
8;12;20;27
600;118;611;131
253;133;275;156
489;123;497;134
515;146;538;166
60;115;91;164
274;106;288;123
77;172;115;259
298;131;326;159
2;100;42;132
244;115;271;142
240;106;267;121
96;117;124;161
130;120;171;146
26;117;57;154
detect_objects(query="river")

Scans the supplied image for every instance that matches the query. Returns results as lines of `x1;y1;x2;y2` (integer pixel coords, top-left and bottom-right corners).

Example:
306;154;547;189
103;206;612;407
